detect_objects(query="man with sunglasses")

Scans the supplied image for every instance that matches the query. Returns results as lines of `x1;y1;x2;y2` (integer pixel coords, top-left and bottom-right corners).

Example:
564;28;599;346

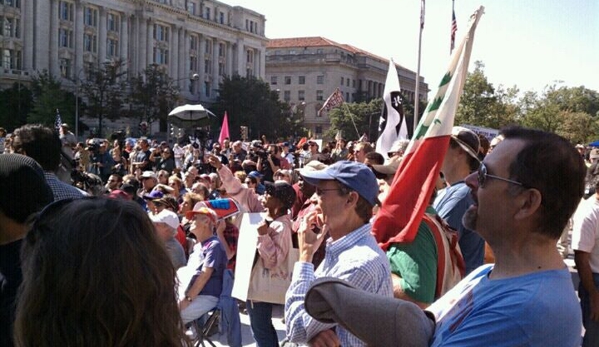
434;126;485;275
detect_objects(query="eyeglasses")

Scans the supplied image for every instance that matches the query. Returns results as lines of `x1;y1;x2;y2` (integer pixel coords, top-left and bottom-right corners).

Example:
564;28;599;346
315;187;342;196
477;162;524;188
245;180;254;184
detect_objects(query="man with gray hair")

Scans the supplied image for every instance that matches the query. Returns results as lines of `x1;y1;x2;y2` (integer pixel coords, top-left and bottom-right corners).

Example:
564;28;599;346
150;209;186;269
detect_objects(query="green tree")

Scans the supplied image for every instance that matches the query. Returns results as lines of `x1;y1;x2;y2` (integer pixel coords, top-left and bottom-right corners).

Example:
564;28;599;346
556;111;598;144
326;98;382;141
128;64;180;133
79;60;127;137
28;70;77;128
0;82;33;131
212;74;303;140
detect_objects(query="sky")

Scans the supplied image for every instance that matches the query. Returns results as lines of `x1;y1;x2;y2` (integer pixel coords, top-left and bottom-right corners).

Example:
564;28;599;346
232;0;599;98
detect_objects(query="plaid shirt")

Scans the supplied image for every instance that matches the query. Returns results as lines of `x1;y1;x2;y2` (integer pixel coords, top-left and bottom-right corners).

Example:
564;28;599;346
285;223;393;345
44;172;87;201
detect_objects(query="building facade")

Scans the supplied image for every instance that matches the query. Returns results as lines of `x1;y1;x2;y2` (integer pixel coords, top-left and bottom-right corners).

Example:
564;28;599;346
266;37;428;138
0;0;267;104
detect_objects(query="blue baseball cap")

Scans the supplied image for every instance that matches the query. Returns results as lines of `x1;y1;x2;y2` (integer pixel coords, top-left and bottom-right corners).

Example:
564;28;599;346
248;171;263;179
301;161;379;206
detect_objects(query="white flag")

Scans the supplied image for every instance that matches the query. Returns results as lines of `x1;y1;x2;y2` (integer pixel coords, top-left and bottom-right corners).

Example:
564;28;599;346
376;59;406;159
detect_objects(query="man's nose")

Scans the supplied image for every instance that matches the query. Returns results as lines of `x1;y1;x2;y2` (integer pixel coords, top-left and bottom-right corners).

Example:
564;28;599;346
464;171;478;191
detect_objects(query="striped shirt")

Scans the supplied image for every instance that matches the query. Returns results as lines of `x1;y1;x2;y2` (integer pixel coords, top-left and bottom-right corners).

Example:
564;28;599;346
44;172;87;201
285;223;393;346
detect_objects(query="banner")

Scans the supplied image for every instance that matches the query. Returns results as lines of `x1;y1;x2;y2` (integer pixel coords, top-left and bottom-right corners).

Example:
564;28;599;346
376;59;407;159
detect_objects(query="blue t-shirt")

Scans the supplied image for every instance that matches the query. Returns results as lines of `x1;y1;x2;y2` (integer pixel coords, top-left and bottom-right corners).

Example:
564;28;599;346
192;236;227;298
434;182;484;274
428;265;582;347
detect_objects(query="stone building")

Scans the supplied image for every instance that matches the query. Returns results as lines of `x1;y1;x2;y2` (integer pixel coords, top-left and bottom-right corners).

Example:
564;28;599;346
266;37;428;138
0;0;267;103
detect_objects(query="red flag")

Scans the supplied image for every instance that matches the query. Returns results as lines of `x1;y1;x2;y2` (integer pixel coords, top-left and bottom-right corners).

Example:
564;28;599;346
373;6;484;250
218;111;230;146
318;88;344;115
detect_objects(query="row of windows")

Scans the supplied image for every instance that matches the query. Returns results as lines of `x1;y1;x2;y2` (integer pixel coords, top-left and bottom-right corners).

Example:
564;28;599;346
280;90;325;102
2;48;21;70
340;76;357;88
61;3;120;32
271;75;325;86
270;48;325;56
58;30;118;58
0;17;19;38
246;19;258;34
186;2;227;25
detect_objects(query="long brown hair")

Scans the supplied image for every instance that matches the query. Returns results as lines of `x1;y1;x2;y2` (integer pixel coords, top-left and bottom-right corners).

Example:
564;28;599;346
14;198;191;347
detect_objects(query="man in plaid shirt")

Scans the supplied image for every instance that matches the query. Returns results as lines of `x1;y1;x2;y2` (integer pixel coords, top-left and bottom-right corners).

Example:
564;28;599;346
285;161;393;346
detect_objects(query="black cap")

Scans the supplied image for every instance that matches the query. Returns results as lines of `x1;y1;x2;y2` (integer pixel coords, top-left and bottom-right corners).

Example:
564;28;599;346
0;154;53;223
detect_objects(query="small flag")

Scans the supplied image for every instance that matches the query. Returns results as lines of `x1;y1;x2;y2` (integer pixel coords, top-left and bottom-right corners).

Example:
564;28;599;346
451;5;458;53
335;130;343;141
420;0;425;29
318;88;344;116
55;109;63;131
218;111;230;146
373;6;484;250
376;59;407;160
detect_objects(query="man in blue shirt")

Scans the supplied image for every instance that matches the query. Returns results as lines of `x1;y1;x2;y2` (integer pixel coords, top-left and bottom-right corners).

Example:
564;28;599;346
285;161;393;346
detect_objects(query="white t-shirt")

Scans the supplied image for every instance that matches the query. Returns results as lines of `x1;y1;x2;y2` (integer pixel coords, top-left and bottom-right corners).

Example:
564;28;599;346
572;196;599;273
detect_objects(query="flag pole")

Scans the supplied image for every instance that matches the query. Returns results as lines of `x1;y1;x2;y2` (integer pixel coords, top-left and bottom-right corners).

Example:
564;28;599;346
343;103;361;139
414;0;424;135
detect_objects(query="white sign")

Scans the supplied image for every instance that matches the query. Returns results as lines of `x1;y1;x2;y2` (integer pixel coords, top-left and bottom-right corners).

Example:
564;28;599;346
461;124;499;142
231;212;266;302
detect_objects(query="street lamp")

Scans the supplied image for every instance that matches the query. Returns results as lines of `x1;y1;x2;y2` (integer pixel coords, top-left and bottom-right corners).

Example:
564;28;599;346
74;68;86;140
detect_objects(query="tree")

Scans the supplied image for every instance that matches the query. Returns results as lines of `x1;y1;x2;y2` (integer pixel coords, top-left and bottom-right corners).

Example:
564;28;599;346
212;74;303;140
556;111;599;144
0;82;33;131
28;70;77;128
326;98;383;141
128;64;180;133
79;60;127;137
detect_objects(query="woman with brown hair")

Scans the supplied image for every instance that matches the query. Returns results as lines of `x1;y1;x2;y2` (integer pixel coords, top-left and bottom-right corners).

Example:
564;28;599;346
14;198;191;347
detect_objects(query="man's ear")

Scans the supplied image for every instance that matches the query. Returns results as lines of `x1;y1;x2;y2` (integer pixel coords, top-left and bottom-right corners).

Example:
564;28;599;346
346;191;359;207
514;188;542;220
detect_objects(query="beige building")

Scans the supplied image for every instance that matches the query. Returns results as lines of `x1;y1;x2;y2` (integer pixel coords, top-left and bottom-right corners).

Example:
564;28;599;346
266;37;428;138
0;0;267;104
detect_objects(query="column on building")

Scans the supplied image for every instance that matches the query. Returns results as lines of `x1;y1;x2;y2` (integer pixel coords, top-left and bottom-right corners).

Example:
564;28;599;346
258;46;265;78
23;0;35;71
120;14;129;68
137;15;147;70
49;0;60;76
235;39;244;76
212;39;219;94
74;3;84;75
98;7;107;63
198;35;206;98
146;18;153;67
170;25;178;78
178;28;187;92
226;41;233;77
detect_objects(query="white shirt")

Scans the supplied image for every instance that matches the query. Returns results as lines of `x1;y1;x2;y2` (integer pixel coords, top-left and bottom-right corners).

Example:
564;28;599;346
572;196;599;273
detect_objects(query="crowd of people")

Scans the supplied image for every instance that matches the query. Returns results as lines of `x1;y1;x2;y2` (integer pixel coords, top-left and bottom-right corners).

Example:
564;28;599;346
0;122;593;346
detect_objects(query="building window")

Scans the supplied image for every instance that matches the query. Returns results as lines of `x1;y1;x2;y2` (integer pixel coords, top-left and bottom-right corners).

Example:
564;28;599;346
298;76;305;85
340;77;344;85
107;38;118;57
219;12;225;24
315;125;322;135
316;48;323;54
219;43;225;57
59;1;74;21
284;76;291;85
317;75;324;85
346;79;350;87
153;23;169;42
84;7;98;27
352;79;356;88
153;47;169;65
218;62;225;76
298;90;305;101
190;35;197;50
270;76;277;85
58;28;73;48
1;0;21;8
246;50;253;63
107;13;119;32
289;50;296;54
189;56;197;71
316;90;323;101
2;48;21;69
187;2;196;15
246;68;253;77
0;17;20;38
204;7;211;20
83;33;97;53
59;58;71;78
346;92;350;101
205;39;212;55
283;91;290;102
204;81;211;97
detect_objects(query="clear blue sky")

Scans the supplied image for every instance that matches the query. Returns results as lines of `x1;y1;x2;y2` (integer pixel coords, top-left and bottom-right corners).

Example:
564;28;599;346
233;0;599;97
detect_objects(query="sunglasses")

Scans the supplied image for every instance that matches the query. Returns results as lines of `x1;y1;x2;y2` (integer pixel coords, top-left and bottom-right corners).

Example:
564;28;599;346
477;162;524;188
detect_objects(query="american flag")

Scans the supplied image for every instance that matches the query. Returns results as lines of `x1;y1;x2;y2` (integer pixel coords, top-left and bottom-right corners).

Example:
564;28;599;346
450;7;457;53
420;0;425;29
318;88;344;115
55;109;63;131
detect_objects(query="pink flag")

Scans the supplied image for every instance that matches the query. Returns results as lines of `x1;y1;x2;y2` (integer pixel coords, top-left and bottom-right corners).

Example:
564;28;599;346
218;111;230;146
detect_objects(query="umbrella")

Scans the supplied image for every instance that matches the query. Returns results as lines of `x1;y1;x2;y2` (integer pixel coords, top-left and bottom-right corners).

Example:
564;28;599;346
589;141;599;147
168;104;216;128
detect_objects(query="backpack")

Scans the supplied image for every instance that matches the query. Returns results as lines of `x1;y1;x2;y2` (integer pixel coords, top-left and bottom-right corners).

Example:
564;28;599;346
422;213;466;299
